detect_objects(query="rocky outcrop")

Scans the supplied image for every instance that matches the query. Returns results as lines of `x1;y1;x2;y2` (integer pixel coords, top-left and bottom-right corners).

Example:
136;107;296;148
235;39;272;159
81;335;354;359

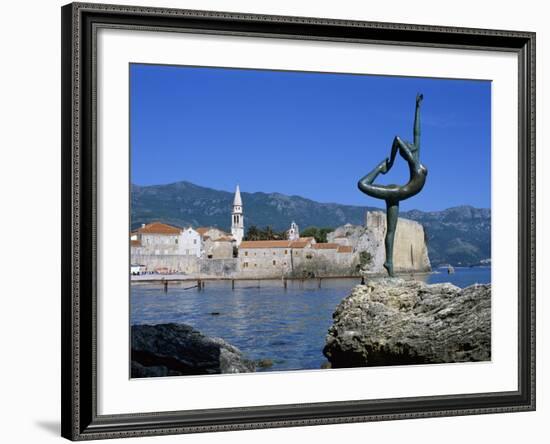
323;278;490;367
328;211;431;275
131;323;255;378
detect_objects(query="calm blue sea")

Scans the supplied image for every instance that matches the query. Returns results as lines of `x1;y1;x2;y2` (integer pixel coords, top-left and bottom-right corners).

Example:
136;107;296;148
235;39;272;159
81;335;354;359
427;266;491;287
130;267;490;372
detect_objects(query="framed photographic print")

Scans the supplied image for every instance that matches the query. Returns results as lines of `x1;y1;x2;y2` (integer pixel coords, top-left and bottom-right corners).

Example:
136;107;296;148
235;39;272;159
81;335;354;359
61;2;536;440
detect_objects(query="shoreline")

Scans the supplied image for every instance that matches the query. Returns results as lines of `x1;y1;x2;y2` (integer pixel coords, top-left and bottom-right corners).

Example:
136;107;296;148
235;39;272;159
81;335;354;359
130;272;434;285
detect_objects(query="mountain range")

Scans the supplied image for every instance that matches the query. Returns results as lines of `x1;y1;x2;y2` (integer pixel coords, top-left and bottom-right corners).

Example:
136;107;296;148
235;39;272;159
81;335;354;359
131;181;491;267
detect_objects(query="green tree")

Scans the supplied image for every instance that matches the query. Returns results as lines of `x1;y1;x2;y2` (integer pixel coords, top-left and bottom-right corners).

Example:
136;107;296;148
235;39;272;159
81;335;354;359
264;225;274;240
301;226;334;243
244;225;260;241
244;225;286;241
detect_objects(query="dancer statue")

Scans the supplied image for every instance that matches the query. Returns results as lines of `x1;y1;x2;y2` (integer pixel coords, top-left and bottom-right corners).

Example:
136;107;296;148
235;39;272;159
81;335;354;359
357;93;428;277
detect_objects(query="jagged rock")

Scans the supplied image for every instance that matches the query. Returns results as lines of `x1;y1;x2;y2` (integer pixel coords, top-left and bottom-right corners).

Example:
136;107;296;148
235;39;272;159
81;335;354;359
256;358;274;368
323;278;490;367
131;323;255;377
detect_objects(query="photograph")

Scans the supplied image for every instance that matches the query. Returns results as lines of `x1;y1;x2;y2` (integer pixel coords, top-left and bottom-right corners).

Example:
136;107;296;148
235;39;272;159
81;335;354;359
129;63;492;378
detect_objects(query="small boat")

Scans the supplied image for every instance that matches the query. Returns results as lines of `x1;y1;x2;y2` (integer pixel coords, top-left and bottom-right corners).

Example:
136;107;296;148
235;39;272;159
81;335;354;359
447;265;455;274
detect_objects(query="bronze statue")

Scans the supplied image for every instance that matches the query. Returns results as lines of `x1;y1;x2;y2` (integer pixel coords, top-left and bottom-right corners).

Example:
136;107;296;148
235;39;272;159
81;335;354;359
358;93;427;277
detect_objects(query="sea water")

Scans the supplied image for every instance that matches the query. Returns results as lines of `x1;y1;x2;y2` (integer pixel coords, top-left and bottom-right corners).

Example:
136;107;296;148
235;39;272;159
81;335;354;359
130;267;491;372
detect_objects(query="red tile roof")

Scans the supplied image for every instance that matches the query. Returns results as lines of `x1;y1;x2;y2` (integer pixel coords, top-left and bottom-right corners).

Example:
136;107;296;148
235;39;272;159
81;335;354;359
136;222;181;235
239;240;291;249
239;240;310;249
337;246;353;253
131;239;141;247
289;241;309;248
312;243;339;250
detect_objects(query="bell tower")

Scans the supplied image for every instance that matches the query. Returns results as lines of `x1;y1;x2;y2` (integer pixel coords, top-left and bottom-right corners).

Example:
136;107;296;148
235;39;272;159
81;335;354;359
231;185;244;246
288;221;300;241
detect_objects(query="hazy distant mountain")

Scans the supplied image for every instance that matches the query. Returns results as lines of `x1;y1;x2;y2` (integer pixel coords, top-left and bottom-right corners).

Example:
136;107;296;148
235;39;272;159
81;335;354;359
131;181;378;232
131;181;491;266
401;206;491;266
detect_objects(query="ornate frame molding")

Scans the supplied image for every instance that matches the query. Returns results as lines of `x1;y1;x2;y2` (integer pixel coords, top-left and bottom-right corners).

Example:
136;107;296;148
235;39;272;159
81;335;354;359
61;2;535;440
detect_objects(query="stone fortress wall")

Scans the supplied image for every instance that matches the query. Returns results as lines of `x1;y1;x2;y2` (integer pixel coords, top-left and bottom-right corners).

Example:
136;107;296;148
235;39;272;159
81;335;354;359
327;211;431;275
131;255;239;278
237;244;357;279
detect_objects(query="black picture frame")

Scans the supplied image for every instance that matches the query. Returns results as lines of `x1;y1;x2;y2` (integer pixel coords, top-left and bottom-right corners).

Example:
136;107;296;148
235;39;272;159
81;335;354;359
61;2;536;440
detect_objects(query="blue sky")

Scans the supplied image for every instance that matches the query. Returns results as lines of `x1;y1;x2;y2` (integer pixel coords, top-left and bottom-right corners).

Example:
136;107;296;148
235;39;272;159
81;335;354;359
130;64;491;211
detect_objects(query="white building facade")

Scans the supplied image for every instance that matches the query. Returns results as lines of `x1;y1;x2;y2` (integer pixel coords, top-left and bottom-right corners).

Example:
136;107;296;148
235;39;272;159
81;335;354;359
178;227;203;257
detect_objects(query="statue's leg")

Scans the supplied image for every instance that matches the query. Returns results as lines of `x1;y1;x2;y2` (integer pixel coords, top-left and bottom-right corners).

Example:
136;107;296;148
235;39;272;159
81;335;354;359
387;137;401;171
384;199;399;277
357;158;390;198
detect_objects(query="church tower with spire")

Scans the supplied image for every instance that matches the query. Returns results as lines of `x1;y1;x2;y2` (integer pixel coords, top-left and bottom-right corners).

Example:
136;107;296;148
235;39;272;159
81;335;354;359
231;185;244;246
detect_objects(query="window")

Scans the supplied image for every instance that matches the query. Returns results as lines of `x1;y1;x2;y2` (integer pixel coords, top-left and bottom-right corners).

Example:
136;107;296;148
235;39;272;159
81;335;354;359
175;239;178;244
273;252;276;255
193;239;197;244
273;260;276;266
243;262;248;268
245;251;248;256
284;250;288;254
